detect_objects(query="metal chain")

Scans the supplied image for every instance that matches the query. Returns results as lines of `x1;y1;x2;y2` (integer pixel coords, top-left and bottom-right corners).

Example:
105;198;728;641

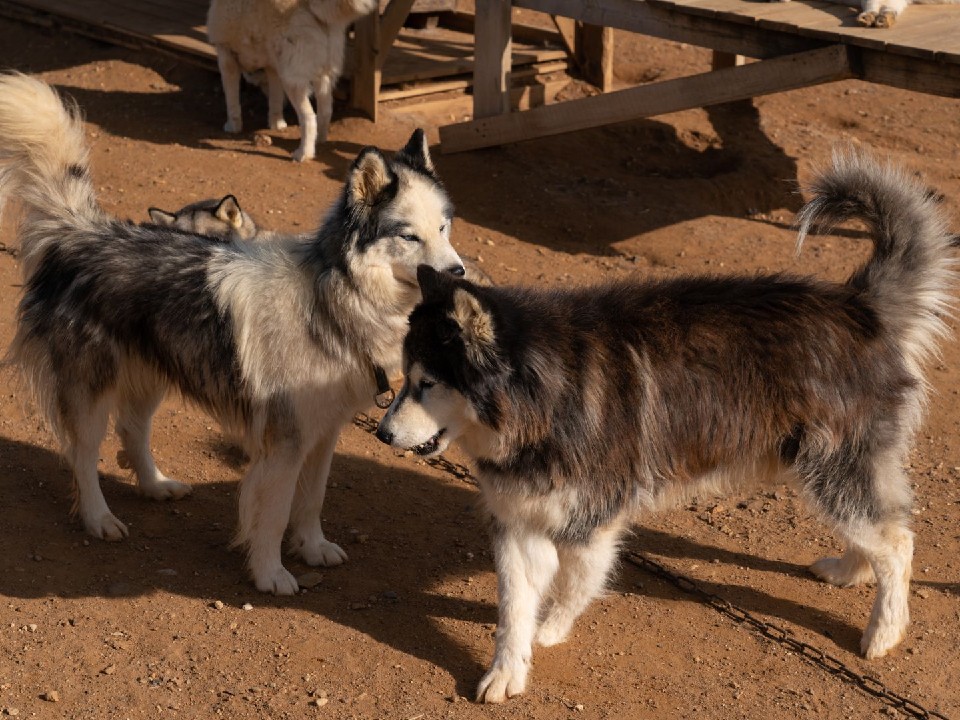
351;412;950;720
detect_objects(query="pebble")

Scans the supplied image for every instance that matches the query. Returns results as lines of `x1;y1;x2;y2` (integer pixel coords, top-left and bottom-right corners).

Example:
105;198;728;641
40;691;59;703
100;664;117;676
242;603;253;611
308;697;329;708
296;572;323;589
212;600;225;610
915;588;931;599
253;133;272;147
3;708;19;717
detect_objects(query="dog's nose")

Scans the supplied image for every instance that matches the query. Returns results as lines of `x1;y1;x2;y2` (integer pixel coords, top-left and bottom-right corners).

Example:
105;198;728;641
375;425;394;445
446;263;465;277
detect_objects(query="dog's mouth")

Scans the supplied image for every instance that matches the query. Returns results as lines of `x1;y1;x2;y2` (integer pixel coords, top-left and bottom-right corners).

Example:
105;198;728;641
412;429;445;456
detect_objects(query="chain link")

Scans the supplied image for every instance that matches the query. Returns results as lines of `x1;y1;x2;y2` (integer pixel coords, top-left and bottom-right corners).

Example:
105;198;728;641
351;412;950;720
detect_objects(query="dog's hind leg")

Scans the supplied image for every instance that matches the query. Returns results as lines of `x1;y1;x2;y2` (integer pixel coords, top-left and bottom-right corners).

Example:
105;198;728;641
283;81;317;163
116;380;191;502
288;431;348;567
477;526;559;703
801;444;913;658
68;392;128;541
215;47;244;133
238;439;305;595
536;523;623;647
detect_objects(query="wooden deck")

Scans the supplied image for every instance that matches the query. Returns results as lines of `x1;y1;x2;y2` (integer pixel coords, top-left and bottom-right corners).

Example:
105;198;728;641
441;0;960;152
0;0;567;103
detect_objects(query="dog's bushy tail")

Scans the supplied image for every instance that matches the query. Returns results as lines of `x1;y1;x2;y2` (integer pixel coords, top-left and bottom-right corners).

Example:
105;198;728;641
0;72;103;278
797;149;955;377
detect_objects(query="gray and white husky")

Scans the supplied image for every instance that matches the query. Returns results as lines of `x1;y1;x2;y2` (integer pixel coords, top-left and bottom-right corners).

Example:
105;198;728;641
0;73;463;594
376;152;955;701
147;195;261;241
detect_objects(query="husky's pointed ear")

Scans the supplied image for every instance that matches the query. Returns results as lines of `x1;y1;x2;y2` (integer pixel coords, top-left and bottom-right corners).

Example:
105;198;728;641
148;207;177;226
348;147;397;207
395;129;435;177
214;195;244;229
451;288;496;364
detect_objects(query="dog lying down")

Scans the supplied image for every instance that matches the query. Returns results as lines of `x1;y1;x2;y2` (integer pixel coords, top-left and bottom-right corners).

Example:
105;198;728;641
0;72;464;594
377;151;955;701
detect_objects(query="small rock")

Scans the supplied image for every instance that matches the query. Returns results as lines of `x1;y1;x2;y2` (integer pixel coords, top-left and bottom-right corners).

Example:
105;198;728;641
297;572;323;589
382;590;399;601
40;691;60;703
100;664;117;676
253;133;272;147
157;568;177;576
26;624;37;632
212;600;224;610
308;697;329;707
242;603;253;611
916;588;931;599
4;707;20;716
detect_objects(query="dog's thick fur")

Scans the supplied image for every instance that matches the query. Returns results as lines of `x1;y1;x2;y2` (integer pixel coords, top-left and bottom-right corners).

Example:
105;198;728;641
0;73;463;594
771;0;960;28
376;152;955;702
207;0;378;162
147;195;261;241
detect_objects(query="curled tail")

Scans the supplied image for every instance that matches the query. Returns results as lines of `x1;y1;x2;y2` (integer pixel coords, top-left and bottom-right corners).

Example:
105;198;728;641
797;150;956;376
0;72;102;278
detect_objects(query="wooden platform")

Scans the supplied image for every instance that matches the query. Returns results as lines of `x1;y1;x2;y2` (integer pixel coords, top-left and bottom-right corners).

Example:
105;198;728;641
441;0;960;152
0;0;567;108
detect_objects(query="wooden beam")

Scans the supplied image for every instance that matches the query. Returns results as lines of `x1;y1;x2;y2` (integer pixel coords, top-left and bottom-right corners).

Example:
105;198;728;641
578;23;614;92
377;0;417;70
441;44;854;153
473;0;513;118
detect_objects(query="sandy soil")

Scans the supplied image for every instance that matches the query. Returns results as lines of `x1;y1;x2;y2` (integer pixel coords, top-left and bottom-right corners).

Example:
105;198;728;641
0;13;959;720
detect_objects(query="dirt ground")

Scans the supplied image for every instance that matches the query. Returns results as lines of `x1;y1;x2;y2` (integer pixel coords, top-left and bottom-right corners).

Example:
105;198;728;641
0;12;959;720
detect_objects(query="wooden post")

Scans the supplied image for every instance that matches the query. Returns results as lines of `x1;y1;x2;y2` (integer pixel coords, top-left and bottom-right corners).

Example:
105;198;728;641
473;0;513;118
352;12;381;121
578;24;614;92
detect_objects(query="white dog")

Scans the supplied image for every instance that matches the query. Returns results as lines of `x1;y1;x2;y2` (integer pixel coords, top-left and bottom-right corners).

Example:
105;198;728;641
772;0;960;28
207;0;378;161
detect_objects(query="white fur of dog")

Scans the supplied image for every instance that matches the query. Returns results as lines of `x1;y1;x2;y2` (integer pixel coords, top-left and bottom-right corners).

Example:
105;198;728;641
207;0;378;161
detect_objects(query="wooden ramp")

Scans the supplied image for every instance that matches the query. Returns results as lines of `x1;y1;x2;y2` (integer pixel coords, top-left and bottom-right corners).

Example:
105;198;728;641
441;0;960;152
0;0;568;106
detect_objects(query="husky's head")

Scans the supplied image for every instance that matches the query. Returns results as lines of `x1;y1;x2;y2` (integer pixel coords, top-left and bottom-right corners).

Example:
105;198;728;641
148;195;259;241
376;265;505;458
338;130;463;291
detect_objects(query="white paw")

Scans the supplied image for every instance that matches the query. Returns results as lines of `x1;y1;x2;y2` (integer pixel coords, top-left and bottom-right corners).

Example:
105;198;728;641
476;657;528;704
858;10;878;26
224;118;242;133
535;615;573;647
875;10;897;27
810;556;875;587
291;145;314;163
861;617;907;659
138;476;192;501
290;529;347;567
83;511;129;542
269;117;287;130
252;564;299;595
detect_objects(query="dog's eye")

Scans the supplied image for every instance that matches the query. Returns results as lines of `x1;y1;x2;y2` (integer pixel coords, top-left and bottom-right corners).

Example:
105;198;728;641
439;223;447;234
401;233;421;243
419;379;435;391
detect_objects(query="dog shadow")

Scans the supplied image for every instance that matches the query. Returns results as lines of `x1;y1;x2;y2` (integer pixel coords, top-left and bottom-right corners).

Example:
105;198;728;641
0;434;492;696
436;99;805;253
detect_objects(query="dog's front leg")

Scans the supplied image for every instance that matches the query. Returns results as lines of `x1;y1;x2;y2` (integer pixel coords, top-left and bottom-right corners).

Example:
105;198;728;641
288;431;348;566
283;81;317;162
477;526;559;703
238;440;305;595
215;47;244;133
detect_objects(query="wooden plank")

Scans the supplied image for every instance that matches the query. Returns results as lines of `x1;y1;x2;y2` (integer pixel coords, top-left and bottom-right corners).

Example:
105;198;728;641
441;44;854;153
352;12;381;120
380;59;569;100
859;45;960;96
473;0;513;118
551;15;578;57
377;0;417;70
512;0;825;59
